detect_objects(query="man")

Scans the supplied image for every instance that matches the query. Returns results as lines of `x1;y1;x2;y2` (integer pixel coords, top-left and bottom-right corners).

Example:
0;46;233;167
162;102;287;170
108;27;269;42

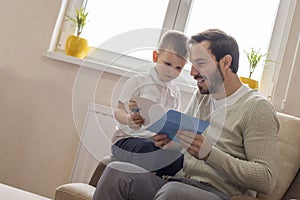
92;29;279;200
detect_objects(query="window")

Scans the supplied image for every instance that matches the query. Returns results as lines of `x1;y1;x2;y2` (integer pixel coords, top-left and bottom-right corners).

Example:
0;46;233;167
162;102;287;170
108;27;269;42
56;0;183;60
48;0;288;94
82;0;169;50
185;0;280;80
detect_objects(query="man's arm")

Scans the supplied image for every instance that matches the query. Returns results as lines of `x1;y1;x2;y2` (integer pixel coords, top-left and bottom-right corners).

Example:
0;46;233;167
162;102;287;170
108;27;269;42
177;99;279;194
205;101;279;194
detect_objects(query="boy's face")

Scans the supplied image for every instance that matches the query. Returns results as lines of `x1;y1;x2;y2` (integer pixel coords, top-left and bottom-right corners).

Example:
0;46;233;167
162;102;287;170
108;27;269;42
153;50;187;82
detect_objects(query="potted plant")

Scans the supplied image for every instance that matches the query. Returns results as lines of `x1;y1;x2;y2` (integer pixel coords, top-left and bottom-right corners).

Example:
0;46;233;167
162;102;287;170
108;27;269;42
65;6;90;58
240;48;273;89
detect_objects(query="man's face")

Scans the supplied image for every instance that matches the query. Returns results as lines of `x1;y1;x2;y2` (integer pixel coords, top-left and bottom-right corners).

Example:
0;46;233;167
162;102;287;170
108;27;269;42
190;41;224;95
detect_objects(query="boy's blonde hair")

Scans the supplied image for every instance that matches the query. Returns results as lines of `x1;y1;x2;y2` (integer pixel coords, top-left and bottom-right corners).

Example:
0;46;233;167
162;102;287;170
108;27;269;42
158;30;190;59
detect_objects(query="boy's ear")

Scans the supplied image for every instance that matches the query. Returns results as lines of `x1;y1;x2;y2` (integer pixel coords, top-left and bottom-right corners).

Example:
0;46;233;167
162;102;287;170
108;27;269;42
153;50;158;62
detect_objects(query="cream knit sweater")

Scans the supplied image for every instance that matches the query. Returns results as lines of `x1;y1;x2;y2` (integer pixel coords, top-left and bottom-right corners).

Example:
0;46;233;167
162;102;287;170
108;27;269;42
179;89;279;197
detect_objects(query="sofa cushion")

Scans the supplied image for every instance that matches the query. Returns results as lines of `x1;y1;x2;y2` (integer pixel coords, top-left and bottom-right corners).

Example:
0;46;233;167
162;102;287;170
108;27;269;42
257;112;300;200
55;183;95;200
282;168;300;200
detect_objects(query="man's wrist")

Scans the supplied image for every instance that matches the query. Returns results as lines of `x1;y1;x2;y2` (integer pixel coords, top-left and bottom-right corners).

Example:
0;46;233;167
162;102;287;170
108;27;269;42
203;151;211;161
198;138;212;160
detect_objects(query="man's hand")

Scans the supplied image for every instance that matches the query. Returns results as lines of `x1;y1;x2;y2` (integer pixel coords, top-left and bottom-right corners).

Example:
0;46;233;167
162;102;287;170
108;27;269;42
152;134;171;148
152;134;183;151
177;130;212;160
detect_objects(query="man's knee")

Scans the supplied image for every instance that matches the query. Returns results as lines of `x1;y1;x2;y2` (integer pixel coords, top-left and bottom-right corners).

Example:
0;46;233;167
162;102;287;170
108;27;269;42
154;182;185;199
154;181;223;200
106;161;149;174
99;161;148;191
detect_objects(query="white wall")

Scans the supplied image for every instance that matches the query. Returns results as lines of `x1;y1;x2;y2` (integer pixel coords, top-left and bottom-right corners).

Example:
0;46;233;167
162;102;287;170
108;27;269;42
0;0;81;198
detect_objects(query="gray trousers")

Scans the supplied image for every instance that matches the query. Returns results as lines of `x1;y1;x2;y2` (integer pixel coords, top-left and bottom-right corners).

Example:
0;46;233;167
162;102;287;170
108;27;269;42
92;161;229;200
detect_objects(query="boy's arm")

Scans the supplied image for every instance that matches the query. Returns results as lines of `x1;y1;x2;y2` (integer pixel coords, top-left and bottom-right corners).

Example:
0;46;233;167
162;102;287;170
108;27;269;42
114;101;145;130
114;101;130;125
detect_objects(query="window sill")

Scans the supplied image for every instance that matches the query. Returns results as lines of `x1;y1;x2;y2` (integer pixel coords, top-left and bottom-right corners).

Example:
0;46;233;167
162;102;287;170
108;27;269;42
46;50;138;77
45;50;196;94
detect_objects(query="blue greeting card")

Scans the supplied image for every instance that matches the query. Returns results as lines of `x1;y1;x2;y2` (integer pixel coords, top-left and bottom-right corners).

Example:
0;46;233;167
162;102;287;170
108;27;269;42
146;109;209;141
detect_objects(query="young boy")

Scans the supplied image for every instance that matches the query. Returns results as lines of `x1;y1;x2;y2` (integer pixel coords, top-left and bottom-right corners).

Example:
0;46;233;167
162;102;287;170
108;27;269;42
111;30;190;177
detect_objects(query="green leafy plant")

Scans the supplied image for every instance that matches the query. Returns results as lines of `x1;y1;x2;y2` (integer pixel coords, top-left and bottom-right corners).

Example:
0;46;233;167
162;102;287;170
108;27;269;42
66;7;89;37
244;48;274;79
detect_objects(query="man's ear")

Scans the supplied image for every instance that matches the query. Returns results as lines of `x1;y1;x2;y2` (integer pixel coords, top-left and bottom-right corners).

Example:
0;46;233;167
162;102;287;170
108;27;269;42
223;54;232;70
153;50;158;62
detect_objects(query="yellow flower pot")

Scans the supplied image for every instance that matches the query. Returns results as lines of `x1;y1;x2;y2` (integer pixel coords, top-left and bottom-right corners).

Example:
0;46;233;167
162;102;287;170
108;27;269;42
240;77;259;89
65;35;90;59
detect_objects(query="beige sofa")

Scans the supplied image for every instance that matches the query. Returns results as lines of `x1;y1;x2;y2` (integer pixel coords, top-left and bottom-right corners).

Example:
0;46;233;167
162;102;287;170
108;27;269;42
54;112;300;200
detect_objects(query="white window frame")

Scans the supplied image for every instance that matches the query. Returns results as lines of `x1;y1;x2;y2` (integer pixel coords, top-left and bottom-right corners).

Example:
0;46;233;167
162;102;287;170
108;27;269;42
47;0;295;96
259;0;297;99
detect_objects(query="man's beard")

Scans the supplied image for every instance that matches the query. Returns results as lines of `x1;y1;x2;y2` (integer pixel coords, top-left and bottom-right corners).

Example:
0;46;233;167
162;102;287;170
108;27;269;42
197;63;224;94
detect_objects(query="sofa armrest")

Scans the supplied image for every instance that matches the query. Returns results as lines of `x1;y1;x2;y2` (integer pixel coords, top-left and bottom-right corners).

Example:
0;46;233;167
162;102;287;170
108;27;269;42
54;183;95;200
89;155;116;187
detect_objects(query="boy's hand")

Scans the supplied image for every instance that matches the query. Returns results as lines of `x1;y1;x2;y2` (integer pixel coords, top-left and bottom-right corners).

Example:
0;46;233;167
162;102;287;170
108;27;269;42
127;113;145;130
